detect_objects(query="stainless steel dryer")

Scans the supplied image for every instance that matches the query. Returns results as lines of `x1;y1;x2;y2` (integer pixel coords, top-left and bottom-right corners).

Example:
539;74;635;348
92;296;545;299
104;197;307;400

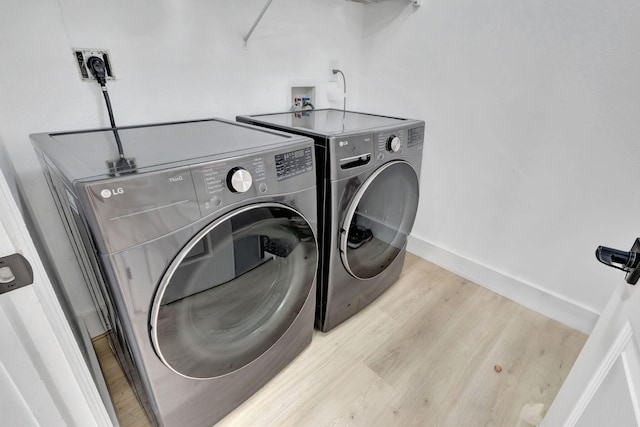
31;119;318;426
237;109;424;332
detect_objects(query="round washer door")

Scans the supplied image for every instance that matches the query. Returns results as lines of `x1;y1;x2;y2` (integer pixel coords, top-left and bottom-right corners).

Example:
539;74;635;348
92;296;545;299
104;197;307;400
340;161;419;280
150;203;317;379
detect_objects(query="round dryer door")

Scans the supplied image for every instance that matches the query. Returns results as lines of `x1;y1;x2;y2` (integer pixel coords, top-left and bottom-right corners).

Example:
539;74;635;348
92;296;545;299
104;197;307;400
150;203;317;379
340;160;419;280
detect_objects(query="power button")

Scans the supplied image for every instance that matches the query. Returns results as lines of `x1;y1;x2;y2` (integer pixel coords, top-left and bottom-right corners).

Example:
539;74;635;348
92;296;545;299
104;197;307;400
210;196;222;207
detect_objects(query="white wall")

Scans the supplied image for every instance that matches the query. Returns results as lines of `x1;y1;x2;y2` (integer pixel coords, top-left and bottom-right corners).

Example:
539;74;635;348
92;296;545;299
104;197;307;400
359;0;640;333
0;0;364;334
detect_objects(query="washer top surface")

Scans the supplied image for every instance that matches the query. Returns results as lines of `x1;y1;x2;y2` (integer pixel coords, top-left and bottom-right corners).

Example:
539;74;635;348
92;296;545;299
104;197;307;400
245;109;414;137
32;118;307;183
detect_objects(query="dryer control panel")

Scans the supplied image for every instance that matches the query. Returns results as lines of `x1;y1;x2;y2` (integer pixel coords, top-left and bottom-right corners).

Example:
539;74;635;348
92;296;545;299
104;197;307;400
191;142;315;217
81;141;315;253
192;157;267;214
82;167;202;253
275;146;313;181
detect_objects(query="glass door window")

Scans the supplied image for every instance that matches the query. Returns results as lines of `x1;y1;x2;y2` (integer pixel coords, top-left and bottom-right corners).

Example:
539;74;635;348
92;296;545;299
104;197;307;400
150;203;317;379
340;161;419;280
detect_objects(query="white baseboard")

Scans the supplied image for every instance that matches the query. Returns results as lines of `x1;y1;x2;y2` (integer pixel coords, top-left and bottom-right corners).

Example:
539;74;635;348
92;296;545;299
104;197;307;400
407;235;598;335
78;309;107;339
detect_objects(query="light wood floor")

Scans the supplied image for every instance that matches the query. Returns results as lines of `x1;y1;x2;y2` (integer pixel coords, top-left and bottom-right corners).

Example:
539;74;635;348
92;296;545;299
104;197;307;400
93;253;587;427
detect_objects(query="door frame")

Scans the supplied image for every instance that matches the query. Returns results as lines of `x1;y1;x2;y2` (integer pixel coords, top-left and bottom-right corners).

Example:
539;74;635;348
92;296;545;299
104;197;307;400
0;169;110;426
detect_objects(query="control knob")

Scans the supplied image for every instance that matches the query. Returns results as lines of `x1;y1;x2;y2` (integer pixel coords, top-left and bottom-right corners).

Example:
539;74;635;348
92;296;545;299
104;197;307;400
227;167;252;193
387;135;402;152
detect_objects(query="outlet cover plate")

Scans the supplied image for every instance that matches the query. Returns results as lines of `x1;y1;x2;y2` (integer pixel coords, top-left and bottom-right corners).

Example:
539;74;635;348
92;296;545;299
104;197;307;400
73;48;115;81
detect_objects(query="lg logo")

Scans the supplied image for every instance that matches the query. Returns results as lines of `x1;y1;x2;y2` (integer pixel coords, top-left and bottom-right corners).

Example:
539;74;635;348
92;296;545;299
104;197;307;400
100;187;124;199
338;140;349;147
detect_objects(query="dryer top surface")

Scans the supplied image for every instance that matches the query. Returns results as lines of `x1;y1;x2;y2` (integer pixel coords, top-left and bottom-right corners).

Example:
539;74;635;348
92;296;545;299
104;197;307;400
241;109;422;137
31;118;308;183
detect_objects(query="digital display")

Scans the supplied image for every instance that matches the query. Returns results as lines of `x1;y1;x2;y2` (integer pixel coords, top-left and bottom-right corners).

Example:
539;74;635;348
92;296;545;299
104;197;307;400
275;147;313;181
283;150;306;160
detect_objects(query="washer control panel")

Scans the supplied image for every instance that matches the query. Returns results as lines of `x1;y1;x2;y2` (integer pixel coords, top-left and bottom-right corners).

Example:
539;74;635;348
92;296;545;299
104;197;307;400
375;125;424;161
386;135;402;152
407;126;424;148
329;124;424;180
333;134;374;168
377;129;405;155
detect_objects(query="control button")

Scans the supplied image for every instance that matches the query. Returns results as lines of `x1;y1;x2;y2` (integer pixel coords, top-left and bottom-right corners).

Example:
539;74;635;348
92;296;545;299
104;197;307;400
0;266;15;284
211;196;222;207
227;167;253;193
259;183;268;193
377;152;385;161
387;135;402;152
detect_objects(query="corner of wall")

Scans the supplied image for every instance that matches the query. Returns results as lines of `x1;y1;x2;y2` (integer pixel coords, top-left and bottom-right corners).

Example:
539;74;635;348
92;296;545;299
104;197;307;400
0;138;18;199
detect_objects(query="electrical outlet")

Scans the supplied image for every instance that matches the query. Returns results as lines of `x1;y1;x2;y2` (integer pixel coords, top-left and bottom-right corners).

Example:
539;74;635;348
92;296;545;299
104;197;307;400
329;60;339;82
73;49;115;81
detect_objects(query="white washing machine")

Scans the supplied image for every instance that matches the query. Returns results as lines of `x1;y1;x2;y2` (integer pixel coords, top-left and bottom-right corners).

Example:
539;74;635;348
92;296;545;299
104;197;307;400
31;119;318;426
237;109;424;331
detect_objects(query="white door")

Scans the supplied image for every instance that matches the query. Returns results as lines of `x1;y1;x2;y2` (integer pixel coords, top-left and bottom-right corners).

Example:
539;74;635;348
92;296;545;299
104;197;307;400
543;244;640;426
0;168;111;427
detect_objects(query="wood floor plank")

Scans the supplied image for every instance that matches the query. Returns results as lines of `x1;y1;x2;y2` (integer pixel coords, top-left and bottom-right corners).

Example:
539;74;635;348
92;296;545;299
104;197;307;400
92;334;151;427
93;252;587;426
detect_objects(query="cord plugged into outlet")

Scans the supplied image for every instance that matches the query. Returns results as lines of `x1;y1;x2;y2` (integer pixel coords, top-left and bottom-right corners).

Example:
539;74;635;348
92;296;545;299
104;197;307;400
87;56;108;85
73;49;114;81
332;69;347;112
329;60;339;82
85;55;136;175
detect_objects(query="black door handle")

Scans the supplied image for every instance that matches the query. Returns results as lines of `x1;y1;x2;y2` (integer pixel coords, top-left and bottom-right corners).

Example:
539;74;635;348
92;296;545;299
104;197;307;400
596;238;640;285
0;253;33;295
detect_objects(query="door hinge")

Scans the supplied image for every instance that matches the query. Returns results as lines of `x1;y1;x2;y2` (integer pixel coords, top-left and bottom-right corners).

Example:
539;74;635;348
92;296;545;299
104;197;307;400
0;253;34;295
